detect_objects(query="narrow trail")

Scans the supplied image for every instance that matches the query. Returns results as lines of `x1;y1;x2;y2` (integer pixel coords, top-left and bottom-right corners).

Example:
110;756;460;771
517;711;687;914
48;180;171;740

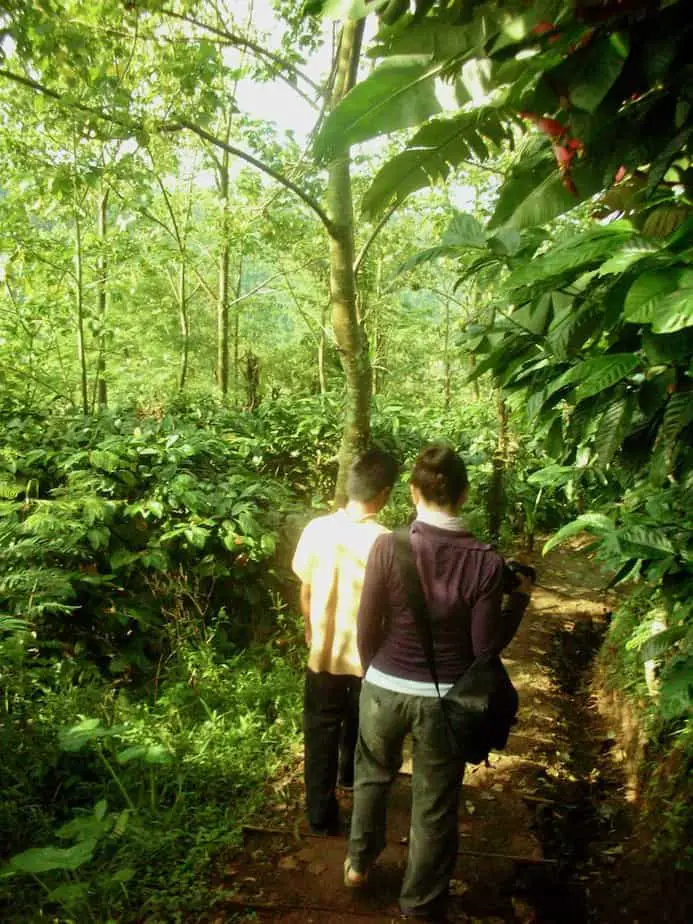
212;545;621;924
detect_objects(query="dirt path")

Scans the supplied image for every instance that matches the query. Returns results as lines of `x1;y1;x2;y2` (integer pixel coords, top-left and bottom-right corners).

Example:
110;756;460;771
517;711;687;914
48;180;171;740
210;545;622;924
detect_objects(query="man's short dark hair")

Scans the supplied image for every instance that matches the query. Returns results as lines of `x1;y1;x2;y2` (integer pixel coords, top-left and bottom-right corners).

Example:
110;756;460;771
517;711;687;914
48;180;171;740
346;448;399;502
411;444;469;507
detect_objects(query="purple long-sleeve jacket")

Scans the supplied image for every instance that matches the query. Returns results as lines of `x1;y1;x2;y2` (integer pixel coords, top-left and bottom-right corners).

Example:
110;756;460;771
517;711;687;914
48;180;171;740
357;521;529;683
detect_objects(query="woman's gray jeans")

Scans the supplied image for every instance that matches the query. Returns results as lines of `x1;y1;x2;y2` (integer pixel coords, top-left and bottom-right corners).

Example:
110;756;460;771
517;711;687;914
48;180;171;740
347;680;466;918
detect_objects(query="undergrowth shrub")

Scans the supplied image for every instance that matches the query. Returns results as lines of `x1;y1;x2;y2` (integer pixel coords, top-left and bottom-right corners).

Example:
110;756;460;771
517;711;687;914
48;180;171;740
0;406;297;673
0;606;304;922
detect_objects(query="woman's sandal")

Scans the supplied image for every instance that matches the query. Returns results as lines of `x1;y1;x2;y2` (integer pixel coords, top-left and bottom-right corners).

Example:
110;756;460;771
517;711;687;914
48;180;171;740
343;857;368;889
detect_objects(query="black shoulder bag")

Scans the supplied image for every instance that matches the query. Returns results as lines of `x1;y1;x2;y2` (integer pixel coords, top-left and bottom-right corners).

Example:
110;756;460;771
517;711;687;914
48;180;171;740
393;527;518;765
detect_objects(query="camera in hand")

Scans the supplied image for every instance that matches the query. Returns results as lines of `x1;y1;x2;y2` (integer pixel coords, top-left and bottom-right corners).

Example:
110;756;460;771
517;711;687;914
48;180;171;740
503;559;537;593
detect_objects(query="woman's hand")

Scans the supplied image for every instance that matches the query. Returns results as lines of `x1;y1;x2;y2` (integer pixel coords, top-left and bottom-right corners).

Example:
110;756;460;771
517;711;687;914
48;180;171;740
515;573;535;596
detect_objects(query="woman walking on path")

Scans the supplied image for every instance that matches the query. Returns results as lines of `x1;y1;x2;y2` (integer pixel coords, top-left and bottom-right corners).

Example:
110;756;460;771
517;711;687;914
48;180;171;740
344;445;533;922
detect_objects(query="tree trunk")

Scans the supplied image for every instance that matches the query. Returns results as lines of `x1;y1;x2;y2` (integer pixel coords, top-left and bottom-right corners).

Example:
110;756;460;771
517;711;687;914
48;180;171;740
468;280;480;400
177;261;189;391
74;207;88;414
469;353;481;401
443;293;451;410
318;299;327;396
488;389;508;544
232;252;243;404
217;145;231;395
95;188;109;409
371;256;382;396
328;20;370;506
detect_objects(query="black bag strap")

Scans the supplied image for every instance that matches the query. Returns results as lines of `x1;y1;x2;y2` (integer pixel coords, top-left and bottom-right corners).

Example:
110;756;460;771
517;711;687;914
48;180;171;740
392;527;442;697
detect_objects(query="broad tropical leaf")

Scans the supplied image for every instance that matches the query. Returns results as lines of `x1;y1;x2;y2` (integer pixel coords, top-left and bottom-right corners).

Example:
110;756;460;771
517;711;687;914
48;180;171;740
507;295;552;336
594;395;636;465
597;240;661;276
543;513;615;554
8;839;97;874
575;354;640;401
527;465;580;488
506;224;635;290
370;14;492;60
492;167;581;231
617;525;676;556
361;108;512;218
564;33;630;113
658;656;693;720
314;55;443;163
398;245;460;273
58;718;123;752
551;354;639;400
304;0;371;19
546;300;602;361
441;212;485;248
625;268;693;332
656;392;693;451
638;625;687;663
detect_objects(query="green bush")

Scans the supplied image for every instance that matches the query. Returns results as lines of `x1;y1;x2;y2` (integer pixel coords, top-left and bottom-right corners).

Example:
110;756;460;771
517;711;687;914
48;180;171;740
0;613;303;922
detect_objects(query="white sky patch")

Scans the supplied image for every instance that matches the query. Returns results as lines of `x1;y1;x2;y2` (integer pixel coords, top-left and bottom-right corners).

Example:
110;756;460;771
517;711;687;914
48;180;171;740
449;184;478;213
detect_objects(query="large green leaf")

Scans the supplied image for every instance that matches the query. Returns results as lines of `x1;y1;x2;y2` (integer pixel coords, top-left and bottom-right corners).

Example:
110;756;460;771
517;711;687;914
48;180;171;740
361;108;512;218
506;224;635;290
565;33;630;113
656;392;693;451
547;300;603;361
508;295;552;336
543;512;615;554
304;0;372;19
8;839;97;874
441;212;485;248
553;353;639;400
625;267;693;332
371;14;492;60
658;656;693;720
398;245;460;273
314;55;443;163
594;395;636;465
491;156;604;230
494;170;575;230
597;240;661;276
574;353;640;400
617;525;675;556
58;718;123;752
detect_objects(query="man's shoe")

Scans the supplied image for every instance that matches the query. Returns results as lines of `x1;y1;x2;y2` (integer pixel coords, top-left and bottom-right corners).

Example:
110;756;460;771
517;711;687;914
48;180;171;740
310;821;341;836
343;857;368;889
399;905;449;923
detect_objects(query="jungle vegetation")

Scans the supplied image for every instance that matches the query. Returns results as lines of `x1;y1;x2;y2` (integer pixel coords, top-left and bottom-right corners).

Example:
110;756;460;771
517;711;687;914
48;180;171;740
0;0;691;919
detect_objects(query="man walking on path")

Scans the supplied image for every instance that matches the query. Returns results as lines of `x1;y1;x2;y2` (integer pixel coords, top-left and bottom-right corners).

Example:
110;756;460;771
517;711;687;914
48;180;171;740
292;449;398;835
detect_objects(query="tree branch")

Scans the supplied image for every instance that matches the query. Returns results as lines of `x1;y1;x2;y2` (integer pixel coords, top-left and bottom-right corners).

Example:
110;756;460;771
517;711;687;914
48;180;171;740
227;258;320;310
178;119;335;234
0;67;138;131
0;65;334;235
353;201;398;278
159;8;323;98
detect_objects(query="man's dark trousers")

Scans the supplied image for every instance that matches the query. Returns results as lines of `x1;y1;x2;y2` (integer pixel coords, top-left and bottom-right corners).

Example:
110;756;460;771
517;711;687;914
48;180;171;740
304;669;361;832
